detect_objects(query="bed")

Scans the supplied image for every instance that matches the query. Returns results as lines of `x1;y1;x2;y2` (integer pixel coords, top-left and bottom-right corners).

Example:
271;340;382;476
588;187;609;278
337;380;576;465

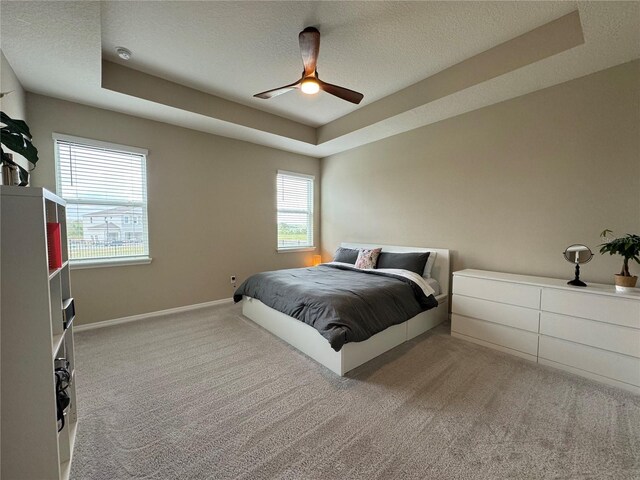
236;243;450;375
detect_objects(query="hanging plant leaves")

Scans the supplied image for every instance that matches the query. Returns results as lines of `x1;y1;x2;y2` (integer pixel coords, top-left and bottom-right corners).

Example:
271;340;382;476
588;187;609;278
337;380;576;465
1;111;39;168
17;164;29;185
0;112;32;139
0;111;37;186
0;128;39;166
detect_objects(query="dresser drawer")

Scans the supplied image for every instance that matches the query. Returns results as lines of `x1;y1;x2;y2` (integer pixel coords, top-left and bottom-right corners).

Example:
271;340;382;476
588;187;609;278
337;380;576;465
452;294;539;333
540;312;640;358
453;276;541;309
451;314;539;356
539;336;640;387
541;288;640;329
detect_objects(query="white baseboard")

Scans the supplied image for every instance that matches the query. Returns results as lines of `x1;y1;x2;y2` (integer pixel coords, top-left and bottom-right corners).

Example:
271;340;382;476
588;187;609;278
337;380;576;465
74;298;234;332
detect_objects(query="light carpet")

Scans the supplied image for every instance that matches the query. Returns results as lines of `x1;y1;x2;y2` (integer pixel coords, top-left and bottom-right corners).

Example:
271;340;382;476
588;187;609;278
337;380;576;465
70;302;640;479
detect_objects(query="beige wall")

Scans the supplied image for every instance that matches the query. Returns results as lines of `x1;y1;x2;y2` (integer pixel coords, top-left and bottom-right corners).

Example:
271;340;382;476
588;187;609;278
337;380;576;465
27;94;320;325
1;50;30;173
19;59;640;324
321;60;640;286
0;50;26;119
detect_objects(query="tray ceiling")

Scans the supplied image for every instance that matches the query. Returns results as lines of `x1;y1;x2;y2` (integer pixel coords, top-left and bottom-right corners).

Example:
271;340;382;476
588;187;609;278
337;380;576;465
1;1;638;157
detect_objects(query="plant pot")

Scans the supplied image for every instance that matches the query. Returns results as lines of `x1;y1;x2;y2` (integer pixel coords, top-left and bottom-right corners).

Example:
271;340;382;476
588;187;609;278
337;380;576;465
1;164;20;185
614;274;638;292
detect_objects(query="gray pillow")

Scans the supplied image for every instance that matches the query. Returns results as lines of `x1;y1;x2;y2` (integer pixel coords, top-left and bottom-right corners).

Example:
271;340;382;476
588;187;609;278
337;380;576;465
376;251;430;275
333;247;359;264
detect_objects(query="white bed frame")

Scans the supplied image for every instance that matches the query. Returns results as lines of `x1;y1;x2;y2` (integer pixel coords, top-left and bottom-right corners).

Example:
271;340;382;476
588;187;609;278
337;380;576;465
241;243;450;376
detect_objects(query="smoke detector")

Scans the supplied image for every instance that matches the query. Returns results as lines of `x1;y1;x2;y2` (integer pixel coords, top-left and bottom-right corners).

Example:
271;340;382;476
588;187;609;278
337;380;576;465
115;47;132;60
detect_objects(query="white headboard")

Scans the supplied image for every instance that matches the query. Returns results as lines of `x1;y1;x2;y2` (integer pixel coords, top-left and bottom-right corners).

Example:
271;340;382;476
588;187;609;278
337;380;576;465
340;243;451;297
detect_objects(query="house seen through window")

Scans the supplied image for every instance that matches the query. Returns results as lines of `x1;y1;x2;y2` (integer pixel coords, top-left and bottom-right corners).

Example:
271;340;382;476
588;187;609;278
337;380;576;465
277;171;314;250
54;134;150;265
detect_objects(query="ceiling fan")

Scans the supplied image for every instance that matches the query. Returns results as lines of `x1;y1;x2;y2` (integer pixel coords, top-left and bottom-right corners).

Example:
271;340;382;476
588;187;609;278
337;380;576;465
254;27;364;105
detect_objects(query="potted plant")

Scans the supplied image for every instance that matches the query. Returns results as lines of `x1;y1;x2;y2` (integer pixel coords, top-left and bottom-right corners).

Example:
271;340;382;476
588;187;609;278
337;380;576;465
0;110;39;185
599;229;640;292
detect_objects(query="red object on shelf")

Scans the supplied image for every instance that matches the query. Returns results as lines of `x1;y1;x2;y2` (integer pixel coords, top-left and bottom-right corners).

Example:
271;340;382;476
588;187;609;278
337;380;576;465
47;222;63;270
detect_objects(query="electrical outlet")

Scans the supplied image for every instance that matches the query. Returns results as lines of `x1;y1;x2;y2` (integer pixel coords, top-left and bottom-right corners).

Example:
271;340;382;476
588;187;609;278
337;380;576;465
230;275;236;285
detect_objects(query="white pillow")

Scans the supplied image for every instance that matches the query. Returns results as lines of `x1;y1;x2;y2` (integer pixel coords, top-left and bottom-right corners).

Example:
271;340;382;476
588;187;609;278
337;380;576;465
423;252;437;278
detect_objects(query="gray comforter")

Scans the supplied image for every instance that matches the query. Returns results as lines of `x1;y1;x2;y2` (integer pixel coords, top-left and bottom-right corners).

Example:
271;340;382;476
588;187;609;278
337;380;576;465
233;263;439;351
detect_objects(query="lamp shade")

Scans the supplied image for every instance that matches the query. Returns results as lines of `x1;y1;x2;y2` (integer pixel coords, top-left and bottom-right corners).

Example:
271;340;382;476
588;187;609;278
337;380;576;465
312;254;322;266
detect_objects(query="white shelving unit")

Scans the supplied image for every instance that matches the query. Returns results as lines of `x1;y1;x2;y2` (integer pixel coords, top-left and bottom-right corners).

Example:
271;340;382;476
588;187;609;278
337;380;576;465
1;186;78;479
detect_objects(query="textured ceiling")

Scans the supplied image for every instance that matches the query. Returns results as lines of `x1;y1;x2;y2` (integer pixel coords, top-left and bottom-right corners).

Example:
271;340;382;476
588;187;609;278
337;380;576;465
100;1;578;126
1;1;638;158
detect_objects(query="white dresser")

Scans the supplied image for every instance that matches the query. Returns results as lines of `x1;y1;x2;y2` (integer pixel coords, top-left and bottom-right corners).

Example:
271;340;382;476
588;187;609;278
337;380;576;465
451;269;640;394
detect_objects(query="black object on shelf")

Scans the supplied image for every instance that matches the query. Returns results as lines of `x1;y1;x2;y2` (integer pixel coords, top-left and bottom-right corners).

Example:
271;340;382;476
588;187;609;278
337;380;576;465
62;298;75;329
54;358;71;432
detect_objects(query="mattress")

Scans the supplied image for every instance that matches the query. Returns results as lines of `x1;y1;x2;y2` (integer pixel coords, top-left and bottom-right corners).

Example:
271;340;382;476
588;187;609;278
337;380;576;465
233;263;439;351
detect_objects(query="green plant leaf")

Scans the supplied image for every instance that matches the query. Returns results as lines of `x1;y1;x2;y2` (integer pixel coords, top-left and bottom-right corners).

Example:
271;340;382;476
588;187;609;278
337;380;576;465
0;131;38;165
600;230;640;264
16;163;28;185
0;112;32;139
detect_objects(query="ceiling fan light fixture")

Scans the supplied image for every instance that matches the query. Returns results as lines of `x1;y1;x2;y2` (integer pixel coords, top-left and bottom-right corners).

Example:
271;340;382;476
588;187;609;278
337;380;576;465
300;78;320;95
253;27;363;104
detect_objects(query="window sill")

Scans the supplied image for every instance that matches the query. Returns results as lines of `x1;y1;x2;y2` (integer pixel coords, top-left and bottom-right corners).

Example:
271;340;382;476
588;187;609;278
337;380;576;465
277;247;316;253
70;257;152;270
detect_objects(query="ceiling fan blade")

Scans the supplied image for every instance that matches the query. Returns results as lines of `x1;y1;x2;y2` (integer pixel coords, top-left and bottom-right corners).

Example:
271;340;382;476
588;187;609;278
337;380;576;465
254;80;300;99
318;80;364;105
299;27;320;77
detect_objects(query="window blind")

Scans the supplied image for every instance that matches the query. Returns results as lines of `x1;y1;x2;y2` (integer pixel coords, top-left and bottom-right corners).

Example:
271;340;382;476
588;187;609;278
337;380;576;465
54;134;150;263
277;171;314;249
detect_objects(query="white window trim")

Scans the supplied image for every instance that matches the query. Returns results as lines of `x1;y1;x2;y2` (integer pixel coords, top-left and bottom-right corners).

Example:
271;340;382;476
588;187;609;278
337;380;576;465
53;133;152;268
52;133;148;156
277;170;315;180
71;257;153;270
276;170;315;252
277;247;317;253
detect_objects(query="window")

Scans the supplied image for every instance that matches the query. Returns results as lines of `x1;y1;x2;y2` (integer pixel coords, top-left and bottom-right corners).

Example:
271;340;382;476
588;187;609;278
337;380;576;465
277;171;314;250
54;134;151;267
